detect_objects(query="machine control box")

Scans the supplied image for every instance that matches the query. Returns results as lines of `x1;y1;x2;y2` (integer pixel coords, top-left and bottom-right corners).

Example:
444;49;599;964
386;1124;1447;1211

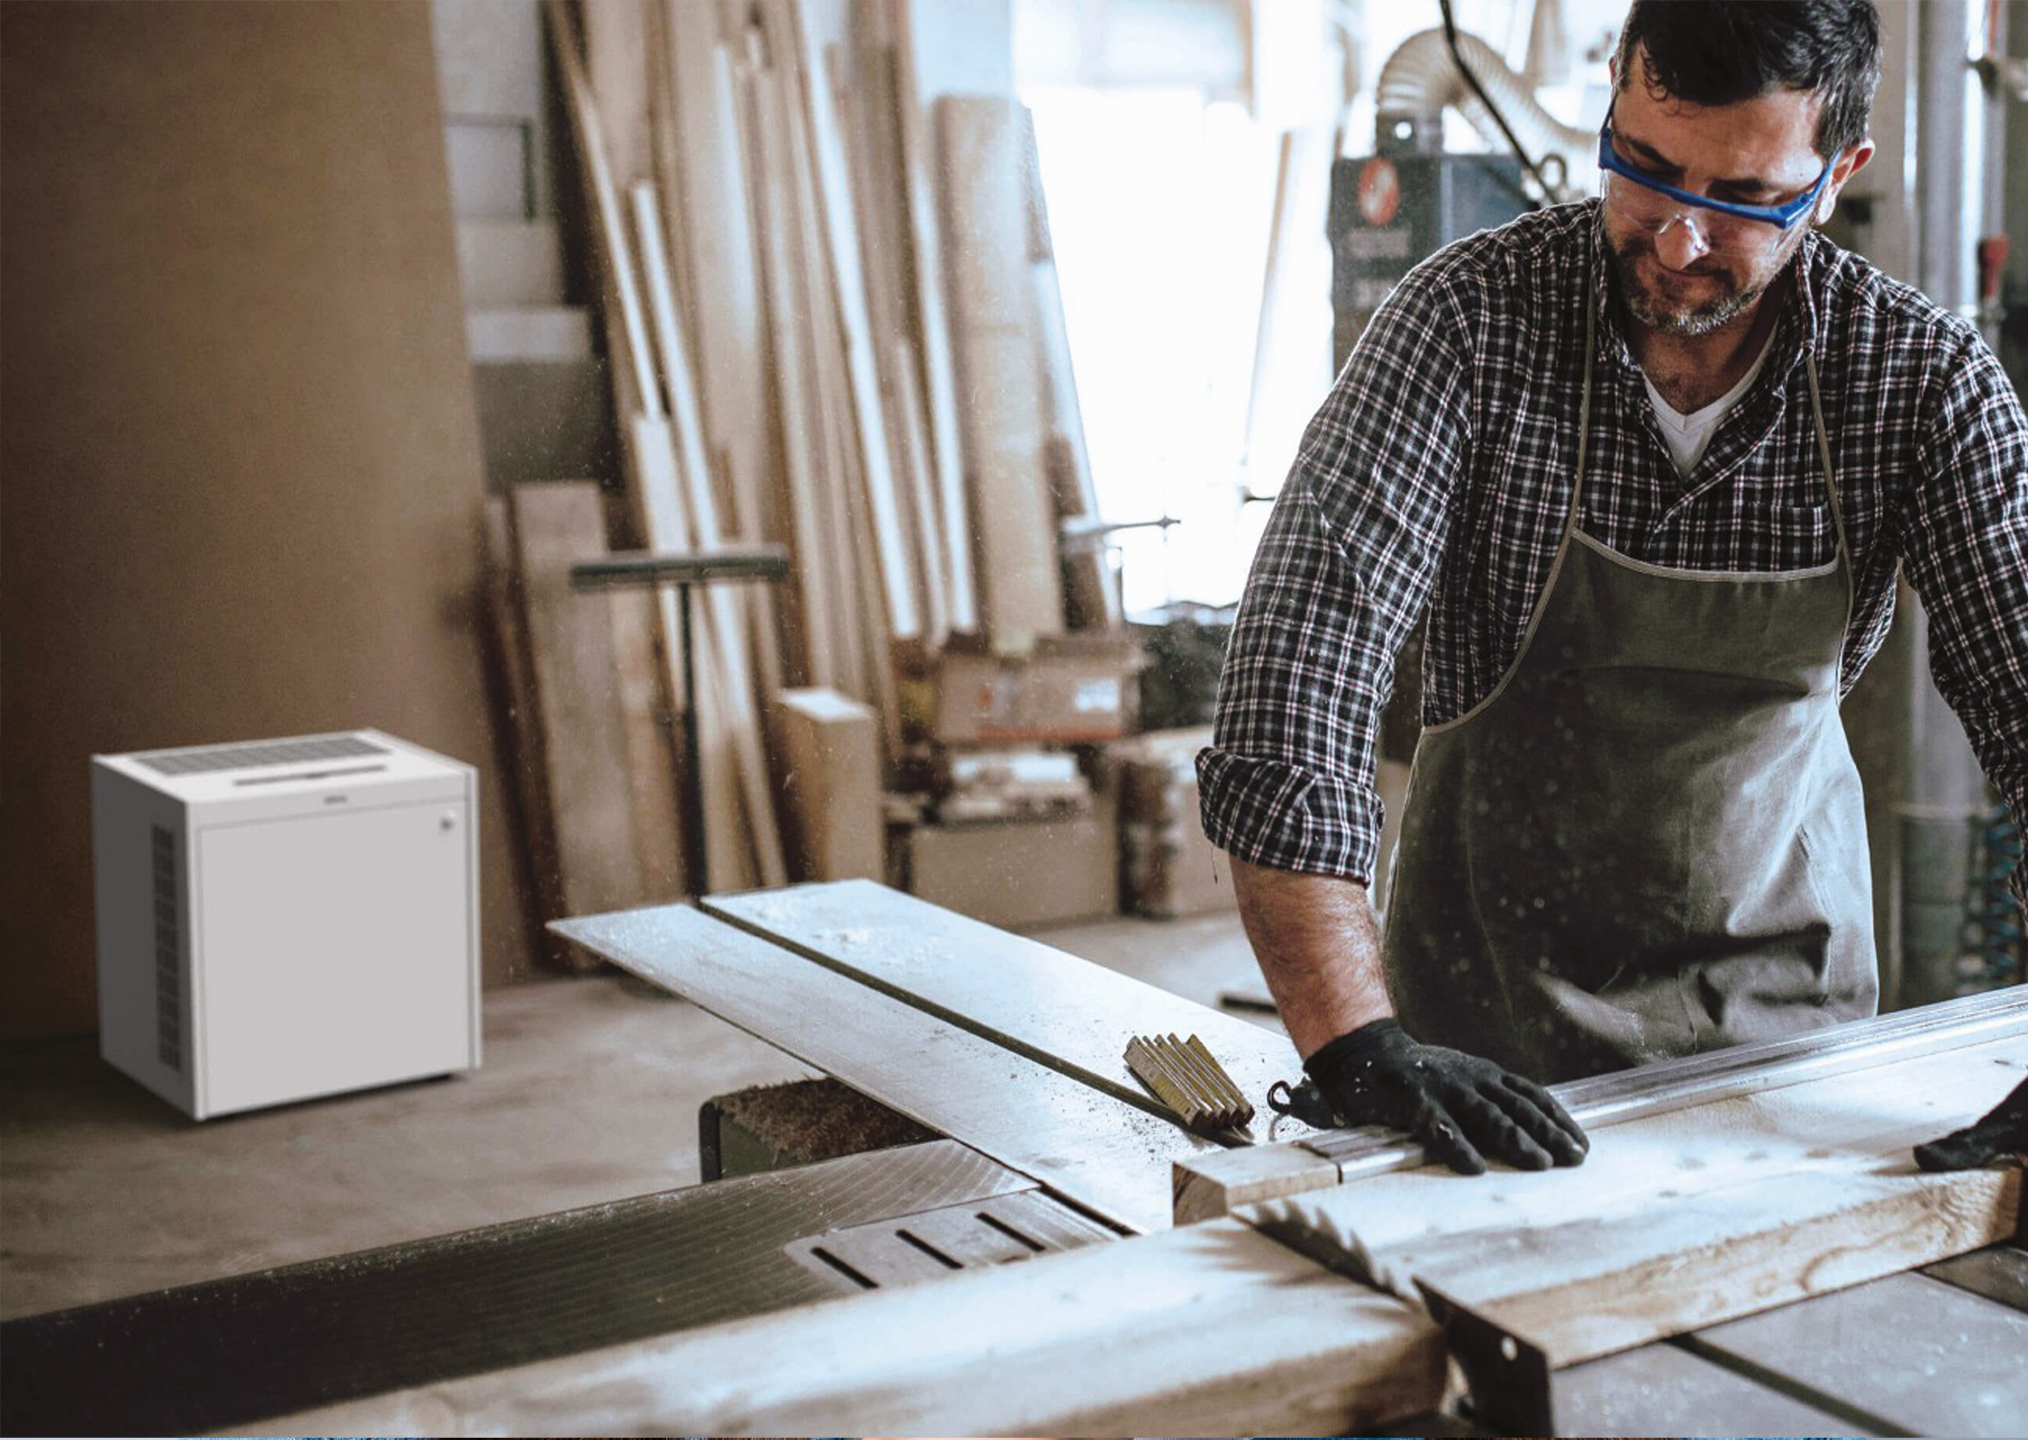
1330;151;1528;367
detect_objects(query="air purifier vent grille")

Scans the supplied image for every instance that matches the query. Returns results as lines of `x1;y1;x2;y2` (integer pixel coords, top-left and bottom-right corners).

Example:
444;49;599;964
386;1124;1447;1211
135;735;389;777
151;825;184;1072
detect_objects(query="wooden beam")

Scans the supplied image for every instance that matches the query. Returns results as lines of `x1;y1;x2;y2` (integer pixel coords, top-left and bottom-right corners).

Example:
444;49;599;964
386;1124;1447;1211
1255;1032;2028;1369
244;1216;1445;1437
1417;1165;2020;1371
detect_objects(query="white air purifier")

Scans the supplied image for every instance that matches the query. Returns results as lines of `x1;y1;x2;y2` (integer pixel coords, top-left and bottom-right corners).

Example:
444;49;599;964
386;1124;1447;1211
91;729;481;1119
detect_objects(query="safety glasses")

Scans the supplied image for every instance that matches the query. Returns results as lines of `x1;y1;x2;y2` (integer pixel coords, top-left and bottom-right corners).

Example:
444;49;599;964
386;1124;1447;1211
1598;109;1835;231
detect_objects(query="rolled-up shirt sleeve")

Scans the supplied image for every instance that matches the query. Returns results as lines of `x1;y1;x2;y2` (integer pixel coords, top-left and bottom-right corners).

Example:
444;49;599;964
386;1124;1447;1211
1902;324;2028;910
1199;261;1473;881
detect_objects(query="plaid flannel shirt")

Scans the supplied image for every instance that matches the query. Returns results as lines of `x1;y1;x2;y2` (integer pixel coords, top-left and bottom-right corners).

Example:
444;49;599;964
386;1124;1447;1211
1200;201;2028;906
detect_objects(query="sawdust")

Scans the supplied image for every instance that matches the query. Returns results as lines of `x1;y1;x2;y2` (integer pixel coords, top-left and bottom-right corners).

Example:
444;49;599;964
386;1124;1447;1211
716;1076;937;1160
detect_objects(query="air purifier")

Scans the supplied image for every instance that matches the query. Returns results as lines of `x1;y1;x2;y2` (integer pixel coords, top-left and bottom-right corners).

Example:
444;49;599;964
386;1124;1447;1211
91;729;480;1118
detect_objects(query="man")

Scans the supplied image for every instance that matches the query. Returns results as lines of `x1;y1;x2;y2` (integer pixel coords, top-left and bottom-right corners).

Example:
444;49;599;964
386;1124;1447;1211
1202;0;2028;1174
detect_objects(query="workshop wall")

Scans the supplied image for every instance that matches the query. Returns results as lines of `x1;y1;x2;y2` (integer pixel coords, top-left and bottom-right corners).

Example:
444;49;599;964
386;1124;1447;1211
0;1;528;1038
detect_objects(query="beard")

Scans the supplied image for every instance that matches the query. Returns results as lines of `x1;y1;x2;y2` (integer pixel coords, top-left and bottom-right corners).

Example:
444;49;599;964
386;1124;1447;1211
1607;224;1801;337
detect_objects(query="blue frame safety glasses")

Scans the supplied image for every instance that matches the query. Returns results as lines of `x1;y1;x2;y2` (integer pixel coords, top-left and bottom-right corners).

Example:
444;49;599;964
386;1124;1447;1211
1598;109;1835;231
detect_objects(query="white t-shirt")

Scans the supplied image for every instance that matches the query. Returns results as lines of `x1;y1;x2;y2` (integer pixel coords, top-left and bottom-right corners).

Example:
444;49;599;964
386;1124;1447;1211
1643;332;1775;476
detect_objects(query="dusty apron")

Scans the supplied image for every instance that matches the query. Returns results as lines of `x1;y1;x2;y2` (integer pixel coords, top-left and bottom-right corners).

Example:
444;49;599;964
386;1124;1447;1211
1383;285;1877;1084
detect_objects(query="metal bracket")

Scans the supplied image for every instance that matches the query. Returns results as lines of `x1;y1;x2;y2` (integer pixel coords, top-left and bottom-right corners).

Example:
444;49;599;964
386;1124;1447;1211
1416;1280;1554;1437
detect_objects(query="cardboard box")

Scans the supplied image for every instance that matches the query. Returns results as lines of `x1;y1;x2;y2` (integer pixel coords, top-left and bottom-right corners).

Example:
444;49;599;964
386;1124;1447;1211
901;633;1143;745
1104;727;1237;919
899;780;1118;929
772;688;883;882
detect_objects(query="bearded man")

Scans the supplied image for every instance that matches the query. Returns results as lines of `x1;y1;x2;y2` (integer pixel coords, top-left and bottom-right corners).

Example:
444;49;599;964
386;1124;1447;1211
1202;0;2028;1173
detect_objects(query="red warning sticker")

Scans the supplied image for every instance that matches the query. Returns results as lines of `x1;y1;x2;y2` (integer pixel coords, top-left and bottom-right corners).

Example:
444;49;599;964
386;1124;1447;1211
1357;157;1402;227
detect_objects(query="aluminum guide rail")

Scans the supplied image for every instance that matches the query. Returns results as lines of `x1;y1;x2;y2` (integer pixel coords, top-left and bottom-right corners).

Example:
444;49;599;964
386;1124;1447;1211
1305;986;2028;1175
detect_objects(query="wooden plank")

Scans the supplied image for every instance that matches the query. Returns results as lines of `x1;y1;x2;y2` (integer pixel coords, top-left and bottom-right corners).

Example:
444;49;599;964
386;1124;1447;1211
480;496;566;959
508;482;646;938
1020;104;1117;629
769;22;877;712
837;44;948;643
581;0;654;188
551;902;1224;1233
604;555;687;902
1257;1033;2028;1369
545;0;659;416
244;1215;1446;1438
889;2;978;631
1419;1166;2019;1370
936;93;1063;643
1173;1135;1341;1226
702;879;1327;1139
889;335;949;644
771;688;883;882
653;2;770;550
622;414;759;894
776;0;919;643
630;182;788;888
735;38;837;694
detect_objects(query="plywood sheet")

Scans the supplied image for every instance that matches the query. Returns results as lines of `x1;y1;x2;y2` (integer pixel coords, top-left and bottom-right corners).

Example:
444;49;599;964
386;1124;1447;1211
237;1216;1445;1438
552;902;1223;1233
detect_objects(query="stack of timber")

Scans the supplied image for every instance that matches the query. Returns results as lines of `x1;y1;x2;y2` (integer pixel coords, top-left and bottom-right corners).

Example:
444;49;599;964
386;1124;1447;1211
537;0;1130;908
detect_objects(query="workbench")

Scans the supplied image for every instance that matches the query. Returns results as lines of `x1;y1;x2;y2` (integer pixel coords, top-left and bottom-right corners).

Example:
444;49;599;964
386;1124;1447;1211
3;881;2022;1436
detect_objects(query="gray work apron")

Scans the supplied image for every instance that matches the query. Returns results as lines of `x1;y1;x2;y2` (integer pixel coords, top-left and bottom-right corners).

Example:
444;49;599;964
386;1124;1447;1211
1383;282;1877;1084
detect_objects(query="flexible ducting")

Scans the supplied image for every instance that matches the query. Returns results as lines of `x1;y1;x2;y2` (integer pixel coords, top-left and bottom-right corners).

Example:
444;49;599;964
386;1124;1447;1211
1375;27;1597;202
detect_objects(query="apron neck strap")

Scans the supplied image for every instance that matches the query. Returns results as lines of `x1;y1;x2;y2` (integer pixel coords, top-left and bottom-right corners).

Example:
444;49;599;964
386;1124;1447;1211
1570;267;1597;550
1574;259;1847;573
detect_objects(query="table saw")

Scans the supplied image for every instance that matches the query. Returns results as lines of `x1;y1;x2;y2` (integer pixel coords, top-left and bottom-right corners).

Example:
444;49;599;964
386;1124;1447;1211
3;880;2023;1436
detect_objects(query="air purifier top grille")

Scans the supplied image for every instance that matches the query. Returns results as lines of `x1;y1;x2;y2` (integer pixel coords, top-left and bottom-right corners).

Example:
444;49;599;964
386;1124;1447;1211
134;735;390;777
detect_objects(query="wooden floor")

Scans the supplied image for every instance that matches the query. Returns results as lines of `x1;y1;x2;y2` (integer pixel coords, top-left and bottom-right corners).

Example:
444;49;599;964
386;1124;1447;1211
0;907;1266;1321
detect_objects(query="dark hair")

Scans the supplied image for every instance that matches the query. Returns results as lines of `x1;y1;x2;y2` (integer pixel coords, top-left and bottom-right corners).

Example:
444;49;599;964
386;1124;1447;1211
1613;0;1881;159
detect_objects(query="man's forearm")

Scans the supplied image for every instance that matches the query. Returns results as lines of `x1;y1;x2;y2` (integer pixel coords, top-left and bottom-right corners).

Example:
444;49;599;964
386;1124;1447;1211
1229;857;1394;1059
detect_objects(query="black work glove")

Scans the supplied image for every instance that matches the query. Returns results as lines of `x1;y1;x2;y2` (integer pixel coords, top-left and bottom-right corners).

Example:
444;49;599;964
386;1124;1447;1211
1914;1076;2028;1172
1299;1019;1589;1175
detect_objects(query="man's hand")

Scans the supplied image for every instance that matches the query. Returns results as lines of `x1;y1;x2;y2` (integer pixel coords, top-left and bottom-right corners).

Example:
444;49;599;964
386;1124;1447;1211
1304;1018;1590;1175
1914;1076;2028;1171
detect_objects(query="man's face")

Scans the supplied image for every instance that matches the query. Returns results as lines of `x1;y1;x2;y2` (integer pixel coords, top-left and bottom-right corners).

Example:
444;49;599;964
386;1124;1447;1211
1601;49;1869;338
